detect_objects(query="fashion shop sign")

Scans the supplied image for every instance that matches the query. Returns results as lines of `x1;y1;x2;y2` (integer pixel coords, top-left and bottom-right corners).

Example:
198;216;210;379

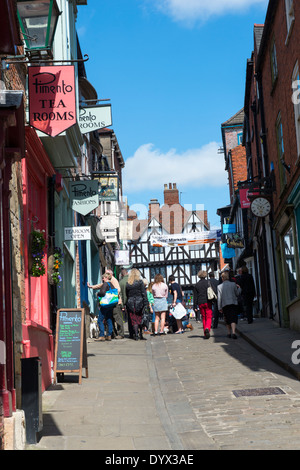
28;66;76;137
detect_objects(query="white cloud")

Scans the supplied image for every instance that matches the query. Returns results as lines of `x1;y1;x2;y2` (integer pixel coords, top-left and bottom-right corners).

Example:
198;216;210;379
152;0;268;24
123;142;227;194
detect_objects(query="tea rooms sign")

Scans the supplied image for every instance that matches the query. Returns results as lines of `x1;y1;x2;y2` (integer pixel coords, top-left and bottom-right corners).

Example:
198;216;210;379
79;105;112;134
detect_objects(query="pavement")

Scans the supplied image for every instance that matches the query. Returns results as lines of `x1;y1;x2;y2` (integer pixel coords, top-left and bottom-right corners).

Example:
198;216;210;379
235;317;300;381
26;316;300;451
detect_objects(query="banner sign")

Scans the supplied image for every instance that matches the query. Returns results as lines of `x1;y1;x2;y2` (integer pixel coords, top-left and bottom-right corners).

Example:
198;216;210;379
79;105;112;134
64;227;91;241
70;181;99;216
28;65;76;137
150;230;221;247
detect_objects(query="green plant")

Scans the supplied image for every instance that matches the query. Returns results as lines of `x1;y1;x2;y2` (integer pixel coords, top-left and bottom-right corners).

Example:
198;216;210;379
51;247;63;285
30;229;46;277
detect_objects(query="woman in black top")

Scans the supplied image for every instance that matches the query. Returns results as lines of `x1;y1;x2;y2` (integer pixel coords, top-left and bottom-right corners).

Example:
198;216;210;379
126;269;148;340
169;275;184;334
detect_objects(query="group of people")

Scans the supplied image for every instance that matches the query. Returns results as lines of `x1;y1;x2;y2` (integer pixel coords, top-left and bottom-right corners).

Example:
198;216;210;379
193;266;256;340
88;264;256;342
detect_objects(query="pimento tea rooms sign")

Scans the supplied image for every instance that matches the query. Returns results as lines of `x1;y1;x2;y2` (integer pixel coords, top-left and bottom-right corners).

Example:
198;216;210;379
28;65;76;137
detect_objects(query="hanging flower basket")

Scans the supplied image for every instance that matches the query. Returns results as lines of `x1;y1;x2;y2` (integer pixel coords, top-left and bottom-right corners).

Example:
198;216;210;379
29;229;46;277
48;247;63;286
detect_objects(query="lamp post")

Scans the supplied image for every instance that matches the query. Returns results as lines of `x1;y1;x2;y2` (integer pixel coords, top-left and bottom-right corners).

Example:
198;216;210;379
16;0;60;56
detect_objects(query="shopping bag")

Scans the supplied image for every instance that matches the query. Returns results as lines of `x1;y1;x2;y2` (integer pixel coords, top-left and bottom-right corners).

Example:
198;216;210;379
99;283;119;308
172;302;187;319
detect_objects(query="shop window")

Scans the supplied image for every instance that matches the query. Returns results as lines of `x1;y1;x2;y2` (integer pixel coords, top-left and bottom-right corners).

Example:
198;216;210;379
283;226;298;301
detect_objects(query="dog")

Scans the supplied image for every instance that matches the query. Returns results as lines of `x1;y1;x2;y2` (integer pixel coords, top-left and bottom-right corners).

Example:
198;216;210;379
89;314;99;339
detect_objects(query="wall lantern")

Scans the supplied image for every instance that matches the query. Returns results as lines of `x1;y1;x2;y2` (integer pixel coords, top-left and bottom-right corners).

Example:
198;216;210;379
16;0;61;56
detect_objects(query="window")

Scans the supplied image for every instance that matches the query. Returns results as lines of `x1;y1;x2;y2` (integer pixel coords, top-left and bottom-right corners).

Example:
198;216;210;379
292;62;300;159
285;0;295;36
283;225;298;301
276;113;287;188
237;132;243;145
270;39;278;86
150;266;166;280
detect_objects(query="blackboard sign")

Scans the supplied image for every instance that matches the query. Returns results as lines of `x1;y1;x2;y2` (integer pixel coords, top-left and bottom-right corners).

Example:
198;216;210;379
54;308;88;384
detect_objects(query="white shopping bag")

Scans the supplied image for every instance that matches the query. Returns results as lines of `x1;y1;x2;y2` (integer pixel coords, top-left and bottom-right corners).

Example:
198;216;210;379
172;303;187;320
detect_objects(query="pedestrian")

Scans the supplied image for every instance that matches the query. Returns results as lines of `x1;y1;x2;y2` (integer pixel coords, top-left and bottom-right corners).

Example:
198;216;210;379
193;270;213;339
217;271;241;339
106;269;124;339
147;281;155;334
143;278;153;334
237;266;256;324
152;274;169;335
119;268;132;337
169;274;184;334
125;268;148;340
87;273;115;341
208;272;220;329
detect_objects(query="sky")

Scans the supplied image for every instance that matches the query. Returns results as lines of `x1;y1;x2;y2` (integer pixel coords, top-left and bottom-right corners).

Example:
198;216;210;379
76;0;269;229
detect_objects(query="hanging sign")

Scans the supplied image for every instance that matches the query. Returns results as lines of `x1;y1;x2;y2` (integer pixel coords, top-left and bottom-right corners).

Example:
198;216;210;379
150;230;221;247
64;227;91;241
95;175;119;202
79;105;112;134
28;65;76;137
70;181;99;216
114;250;130;266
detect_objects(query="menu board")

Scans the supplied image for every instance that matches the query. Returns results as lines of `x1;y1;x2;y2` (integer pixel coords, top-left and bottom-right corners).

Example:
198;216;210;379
54;309;88;384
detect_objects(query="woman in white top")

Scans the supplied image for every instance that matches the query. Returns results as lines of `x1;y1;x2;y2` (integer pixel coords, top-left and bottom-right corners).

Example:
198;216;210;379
152;274;168;335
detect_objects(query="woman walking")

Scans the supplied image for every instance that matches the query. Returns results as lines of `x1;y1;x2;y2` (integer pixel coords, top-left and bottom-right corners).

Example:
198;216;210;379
152;274;168;335
217;271;241;339
88;273;115;341
126;269;148;340
193;270;213;339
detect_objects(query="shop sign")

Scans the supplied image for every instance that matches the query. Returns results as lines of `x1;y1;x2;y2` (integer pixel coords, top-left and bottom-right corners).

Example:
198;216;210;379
28;65;76;137
79;105;112;134
64;227;91;241
114;250;130;266
95;175;119;202
70;181;99;216
239;188;260;209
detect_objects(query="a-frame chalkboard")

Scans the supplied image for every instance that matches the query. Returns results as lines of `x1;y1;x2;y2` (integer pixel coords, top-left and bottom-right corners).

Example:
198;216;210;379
54;308;88;385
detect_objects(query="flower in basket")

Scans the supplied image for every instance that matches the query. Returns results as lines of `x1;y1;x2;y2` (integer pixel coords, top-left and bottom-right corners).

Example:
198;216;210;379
30;230;46;277
51;247;63;286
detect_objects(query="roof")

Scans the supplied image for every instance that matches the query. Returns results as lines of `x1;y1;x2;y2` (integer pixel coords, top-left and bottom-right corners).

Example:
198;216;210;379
221;108;244;128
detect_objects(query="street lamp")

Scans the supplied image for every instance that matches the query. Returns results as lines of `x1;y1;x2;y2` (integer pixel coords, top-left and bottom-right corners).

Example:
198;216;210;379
16;0;61;56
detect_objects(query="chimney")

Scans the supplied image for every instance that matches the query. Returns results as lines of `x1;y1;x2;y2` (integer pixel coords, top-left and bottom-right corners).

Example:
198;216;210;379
148;198;160;221
164;183;179;205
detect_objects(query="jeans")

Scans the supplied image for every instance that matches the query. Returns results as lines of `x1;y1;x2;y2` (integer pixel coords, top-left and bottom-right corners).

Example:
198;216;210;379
98;306;114;337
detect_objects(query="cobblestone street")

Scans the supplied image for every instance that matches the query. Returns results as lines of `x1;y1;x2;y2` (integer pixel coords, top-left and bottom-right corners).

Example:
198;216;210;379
32;321;300;451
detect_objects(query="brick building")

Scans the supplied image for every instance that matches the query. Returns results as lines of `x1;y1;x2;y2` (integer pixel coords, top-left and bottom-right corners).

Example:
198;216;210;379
253;0;300;329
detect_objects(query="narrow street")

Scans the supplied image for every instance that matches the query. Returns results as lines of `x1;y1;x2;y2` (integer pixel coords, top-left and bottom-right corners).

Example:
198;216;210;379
31;321;300;451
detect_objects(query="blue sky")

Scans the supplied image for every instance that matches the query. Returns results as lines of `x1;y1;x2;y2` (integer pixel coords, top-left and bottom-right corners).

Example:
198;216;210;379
77;0;268;228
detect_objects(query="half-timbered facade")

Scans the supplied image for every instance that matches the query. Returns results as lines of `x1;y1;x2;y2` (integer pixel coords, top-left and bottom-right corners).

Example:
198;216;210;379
128;184;220;300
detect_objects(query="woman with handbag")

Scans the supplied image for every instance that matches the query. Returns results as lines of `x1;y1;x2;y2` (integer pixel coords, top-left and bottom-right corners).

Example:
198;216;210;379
193;270;213;339
88;273;117;341
126;269;148;341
